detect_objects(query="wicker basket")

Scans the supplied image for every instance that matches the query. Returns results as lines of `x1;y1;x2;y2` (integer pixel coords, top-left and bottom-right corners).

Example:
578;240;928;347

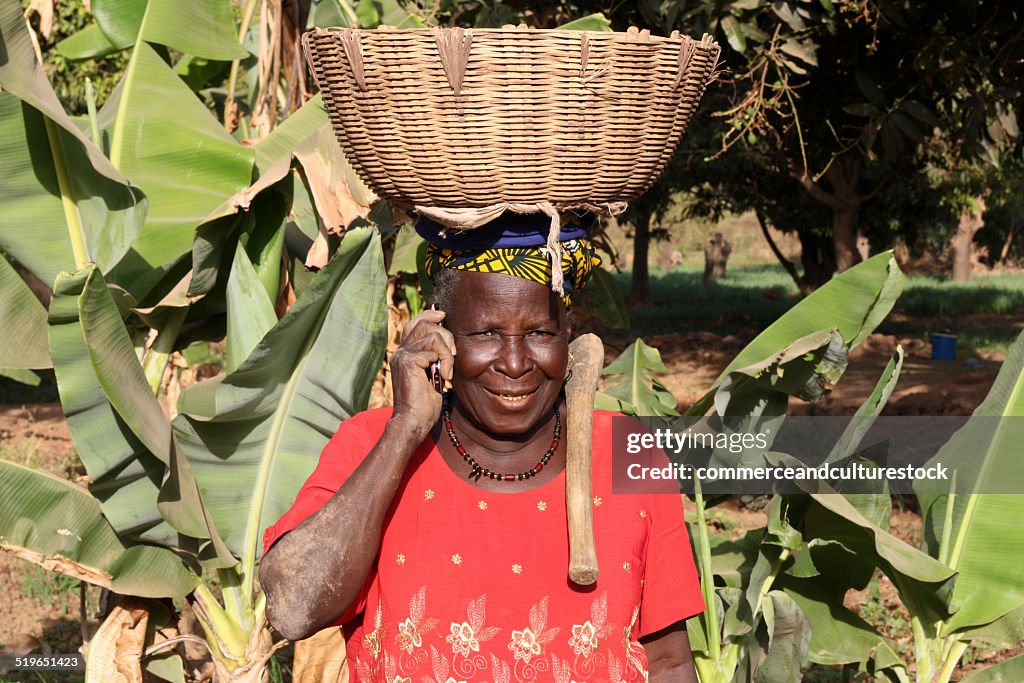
303;26;720;215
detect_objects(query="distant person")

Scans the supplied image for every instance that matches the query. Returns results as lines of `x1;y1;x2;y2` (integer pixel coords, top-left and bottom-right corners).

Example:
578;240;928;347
703;233;732;284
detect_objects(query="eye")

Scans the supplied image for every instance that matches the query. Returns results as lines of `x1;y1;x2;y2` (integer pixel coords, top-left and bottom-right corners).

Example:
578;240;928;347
527;329;556;337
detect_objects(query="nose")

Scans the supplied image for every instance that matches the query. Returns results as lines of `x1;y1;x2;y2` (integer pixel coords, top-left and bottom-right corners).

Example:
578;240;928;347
493;335;530;379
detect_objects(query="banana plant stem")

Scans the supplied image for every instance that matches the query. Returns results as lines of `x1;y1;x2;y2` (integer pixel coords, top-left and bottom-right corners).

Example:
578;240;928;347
42;118;89;270
693;481;721;661
934;639;967;683
193;582;249;664
218;566;254;631
224;0;261;131
109;5;152;169
142;308;188;395
84;78;101;149
937;473;957;567
753;547;791;618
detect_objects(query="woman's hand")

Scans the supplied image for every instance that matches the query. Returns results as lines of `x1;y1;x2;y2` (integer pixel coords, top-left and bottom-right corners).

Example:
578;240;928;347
389;308;456;438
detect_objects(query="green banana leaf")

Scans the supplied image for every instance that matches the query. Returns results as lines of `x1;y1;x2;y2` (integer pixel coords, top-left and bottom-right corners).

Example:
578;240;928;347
173;227;388;590
965;602;1024;649
559;13;613;31
187;154;291;300
783;582;906;675
92;0;147;49
48;270;166;542
253;95;328;175
960;654;1024;683
140;0;247;60
0;1;145;287
687;253;904;416
0;256;51;369
917;330;1024;634
89;0;246;59
815;347;904;529
0;460;195;598
825;347;904;466
708;328;843;418
49;266;234;567
107;42;254;285
803;491;957;626
584;266;630;331
0;368;42;385
224;243;277;374
748;590;810;683
56;22;120;60
308;0;359;28
595;338;679;416
388;224;426;276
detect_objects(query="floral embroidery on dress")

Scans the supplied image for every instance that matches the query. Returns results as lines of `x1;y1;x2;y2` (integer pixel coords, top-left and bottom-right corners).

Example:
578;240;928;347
395;586;439;655
451;554;462;566
490;654;512;683
550;654;584;683
512;564;523;575
508;597;561;663
478;500;488;510
608;652;627;683
537;501;548;511
568;591;609;658
445;595;501;658
381;651;409;683
622;606;648;677
447;622;479;658
427;645;468;683
424;489;435;500
363;597;385;659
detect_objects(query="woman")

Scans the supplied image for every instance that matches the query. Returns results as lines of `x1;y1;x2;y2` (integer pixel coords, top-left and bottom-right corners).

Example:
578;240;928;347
260;215;704;682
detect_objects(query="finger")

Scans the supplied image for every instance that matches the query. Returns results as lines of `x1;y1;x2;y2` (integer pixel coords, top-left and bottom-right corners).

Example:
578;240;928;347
392;347;439;372
436;325;457;357
402;309;446;339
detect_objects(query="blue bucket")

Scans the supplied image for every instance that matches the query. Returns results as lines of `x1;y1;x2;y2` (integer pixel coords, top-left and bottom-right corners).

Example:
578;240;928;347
931;333;958;361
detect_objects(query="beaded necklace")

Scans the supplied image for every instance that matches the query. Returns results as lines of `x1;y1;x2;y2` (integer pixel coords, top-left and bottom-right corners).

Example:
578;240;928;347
442;393;561;482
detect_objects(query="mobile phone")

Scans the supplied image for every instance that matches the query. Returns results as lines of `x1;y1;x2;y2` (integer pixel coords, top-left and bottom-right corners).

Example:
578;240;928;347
428;304;443;393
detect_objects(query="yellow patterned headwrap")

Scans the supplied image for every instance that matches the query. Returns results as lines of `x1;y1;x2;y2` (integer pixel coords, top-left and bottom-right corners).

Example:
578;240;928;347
424;239;601;307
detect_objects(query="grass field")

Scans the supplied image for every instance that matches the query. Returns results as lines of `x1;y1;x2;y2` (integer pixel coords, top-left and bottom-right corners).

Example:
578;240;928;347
609;261;1024;355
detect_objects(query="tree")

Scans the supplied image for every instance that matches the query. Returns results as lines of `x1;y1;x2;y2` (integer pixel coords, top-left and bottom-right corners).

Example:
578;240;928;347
631;1;1022;288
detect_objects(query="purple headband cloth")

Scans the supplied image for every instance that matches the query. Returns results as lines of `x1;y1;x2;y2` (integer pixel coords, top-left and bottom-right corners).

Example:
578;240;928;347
414;212;595;249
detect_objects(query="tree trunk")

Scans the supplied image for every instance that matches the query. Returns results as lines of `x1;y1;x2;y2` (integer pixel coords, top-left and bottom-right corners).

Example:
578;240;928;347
824;159;864;272
799;231;837;291
832;205;862;272
754;209;816;296
951;195;986;282
630;210;652;307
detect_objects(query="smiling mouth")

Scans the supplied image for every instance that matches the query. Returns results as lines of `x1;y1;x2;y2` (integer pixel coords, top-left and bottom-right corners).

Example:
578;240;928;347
486;388;537;403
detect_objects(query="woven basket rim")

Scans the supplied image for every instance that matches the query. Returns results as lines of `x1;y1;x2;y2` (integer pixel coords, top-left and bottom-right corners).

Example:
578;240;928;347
306;25;711;45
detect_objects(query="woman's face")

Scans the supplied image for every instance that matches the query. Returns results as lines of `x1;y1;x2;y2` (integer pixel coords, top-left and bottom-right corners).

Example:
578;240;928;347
444;271;569;437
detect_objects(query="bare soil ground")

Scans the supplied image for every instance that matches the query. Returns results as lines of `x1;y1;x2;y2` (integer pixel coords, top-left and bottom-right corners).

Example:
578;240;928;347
639;328;1005;416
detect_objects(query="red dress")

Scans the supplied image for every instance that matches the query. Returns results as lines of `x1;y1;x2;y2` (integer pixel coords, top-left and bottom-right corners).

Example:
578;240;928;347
263;409;704;683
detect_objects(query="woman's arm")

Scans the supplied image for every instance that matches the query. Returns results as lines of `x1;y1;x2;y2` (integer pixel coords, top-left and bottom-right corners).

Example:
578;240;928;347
260;309;455;640
642;621;699;683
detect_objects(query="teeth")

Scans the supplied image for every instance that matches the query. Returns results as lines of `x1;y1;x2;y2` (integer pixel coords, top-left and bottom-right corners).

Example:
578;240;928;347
498;394;528;402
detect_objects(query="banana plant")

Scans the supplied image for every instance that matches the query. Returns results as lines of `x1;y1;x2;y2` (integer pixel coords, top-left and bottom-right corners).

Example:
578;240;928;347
0;1;387;680
908;330;1024;682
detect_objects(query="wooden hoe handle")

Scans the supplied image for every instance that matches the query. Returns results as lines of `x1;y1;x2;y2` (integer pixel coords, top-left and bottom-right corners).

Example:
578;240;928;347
564;333;604;586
